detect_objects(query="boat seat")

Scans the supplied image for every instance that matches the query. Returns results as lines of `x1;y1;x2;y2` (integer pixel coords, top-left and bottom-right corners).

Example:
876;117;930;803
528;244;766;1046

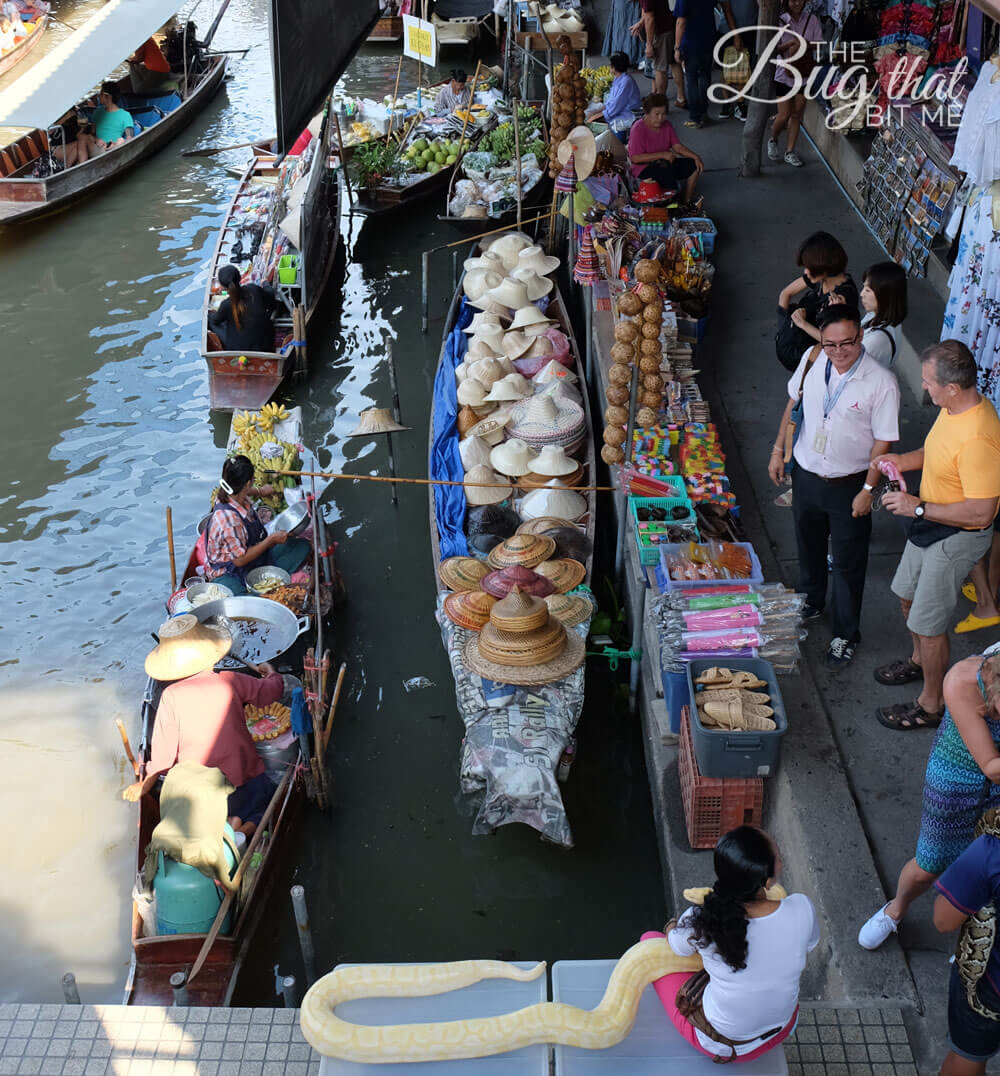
22;133;44;160
0;150;15;177
130;108;163;131
120;90;182;115
9;143;28;167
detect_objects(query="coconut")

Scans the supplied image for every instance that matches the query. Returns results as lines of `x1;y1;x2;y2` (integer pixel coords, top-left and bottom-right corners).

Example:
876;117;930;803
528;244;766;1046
639;338;662;357
636;283;659;304
608;362;632;386
610;341;635;364
605;405;629;426
642;304;663;323
643;373;663;392
641;322;661;340
614;321;639;344
617;291;642;317
603;425;626;448
639;355;660;374
640;390;662;409
635;406;658;427
606;383;629;406
601;443;625;464
634;259;661;283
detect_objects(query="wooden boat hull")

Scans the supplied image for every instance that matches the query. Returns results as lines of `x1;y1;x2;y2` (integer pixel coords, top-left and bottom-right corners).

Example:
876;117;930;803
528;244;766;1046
0;55;228;226
355;162;456;216
368;15;403;41
0;11;47;77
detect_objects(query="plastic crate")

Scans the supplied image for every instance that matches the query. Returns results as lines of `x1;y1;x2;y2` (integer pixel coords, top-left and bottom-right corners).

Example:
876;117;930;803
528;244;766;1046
678;707;764;849
686;657;787;778
676;217;717;254
629;495;697;566
657;541;764;590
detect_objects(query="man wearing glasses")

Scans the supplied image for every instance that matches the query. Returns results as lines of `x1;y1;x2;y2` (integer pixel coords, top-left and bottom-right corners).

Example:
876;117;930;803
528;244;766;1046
769;307;901;668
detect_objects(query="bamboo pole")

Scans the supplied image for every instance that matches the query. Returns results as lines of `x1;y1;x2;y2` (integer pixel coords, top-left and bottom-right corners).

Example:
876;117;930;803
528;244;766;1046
453;60;484;160
441;211;552;249
165;507;177;591
264;467;618;492
332;112;353;204
512;96;523;231
386;56;404;144
323;663;347;753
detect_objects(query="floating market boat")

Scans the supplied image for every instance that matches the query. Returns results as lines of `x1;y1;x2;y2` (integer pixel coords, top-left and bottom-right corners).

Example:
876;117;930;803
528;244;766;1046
367;12;403;42
0;8;228;226
427;246;597;847
0;0;49;78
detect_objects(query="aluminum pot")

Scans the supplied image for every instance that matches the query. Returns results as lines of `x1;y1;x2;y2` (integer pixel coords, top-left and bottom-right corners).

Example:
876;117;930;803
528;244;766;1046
191;595;310;663
267;501;310;538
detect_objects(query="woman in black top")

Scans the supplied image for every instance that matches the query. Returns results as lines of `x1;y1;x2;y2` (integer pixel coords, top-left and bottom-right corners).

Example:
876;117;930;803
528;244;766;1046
778;231;859;344
208;264;277;353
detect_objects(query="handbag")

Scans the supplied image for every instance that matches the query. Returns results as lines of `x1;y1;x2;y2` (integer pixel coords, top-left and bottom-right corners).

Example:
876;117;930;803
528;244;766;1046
722;46;751;88
904;517;964;548
675;969;783;1065
783;343;823;471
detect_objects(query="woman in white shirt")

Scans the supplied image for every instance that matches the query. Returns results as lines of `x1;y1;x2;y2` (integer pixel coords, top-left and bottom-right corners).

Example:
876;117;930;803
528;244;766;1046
653;826;820;1061
860;261;907;369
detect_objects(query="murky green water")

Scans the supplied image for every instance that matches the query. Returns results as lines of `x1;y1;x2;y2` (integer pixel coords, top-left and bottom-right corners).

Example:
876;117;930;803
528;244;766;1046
0;1;664;1004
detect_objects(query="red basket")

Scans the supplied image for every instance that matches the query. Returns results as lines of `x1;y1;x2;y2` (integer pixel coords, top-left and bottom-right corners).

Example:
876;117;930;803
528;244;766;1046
678;706;764;849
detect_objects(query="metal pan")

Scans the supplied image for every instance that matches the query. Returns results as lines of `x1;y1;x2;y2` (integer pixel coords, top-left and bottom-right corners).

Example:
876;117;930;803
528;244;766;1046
191;595;310;664
266;500;310;538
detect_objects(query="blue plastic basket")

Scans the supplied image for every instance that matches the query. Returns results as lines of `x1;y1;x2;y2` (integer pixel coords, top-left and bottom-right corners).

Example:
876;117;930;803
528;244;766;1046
676;217;717;254
657;541;764;590
629;495;698;566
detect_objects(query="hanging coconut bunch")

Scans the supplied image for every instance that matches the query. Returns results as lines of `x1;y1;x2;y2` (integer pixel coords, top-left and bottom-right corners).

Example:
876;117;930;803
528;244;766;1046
602;296;639;466
548;34;588;178
633;259;665;416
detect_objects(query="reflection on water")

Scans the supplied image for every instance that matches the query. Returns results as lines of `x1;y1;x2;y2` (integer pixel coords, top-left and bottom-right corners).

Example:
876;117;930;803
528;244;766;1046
0;2;666;1003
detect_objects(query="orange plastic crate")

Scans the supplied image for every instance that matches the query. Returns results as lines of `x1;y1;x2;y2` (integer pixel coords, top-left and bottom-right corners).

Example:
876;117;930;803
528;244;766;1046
678;706;764;849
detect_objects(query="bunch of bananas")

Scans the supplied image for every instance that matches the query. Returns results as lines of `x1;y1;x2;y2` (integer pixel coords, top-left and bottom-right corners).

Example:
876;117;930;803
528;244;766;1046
244;701;292;742
258;402;290;433
580;64;614;101
233;410;259;440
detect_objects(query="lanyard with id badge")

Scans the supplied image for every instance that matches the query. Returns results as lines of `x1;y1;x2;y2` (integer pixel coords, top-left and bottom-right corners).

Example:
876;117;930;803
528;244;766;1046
813;357;860;454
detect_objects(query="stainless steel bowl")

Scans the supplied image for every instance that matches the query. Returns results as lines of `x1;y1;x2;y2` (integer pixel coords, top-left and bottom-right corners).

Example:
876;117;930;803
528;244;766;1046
245;566;291;592
191;595;310;663
267;500;310;538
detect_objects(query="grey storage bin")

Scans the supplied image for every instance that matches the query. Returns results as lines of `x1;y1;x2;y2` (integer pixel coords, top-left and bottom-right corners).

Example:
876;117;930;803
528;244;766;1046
686;657;787;778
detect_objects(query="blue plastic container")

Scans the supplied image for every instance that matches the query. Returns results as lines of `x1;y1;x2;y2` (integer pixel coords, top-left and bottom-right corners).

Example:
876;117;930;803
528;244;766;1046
629;495;697;566
154;823;238;936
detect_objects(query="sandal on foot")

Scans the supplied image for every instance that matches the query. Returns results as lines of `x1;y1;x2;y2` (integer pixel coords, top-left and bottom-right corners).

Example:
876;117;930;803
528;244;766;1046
873;657;923;686
956;612;1000;633
876;700;944;731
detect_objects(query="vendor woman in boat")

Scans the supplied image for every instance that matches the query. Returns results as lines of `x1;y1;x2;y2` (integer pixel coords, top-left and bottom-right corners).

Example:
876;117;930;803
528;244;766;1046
208;264;278;354
435;69;471;113
204;454;310;594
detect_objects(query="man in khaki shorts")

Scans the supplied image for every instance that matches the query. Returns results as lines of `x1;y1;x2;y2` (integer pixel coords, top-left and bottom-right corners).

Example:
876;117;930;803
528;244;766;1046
873;340;1000;730
632;0;682;101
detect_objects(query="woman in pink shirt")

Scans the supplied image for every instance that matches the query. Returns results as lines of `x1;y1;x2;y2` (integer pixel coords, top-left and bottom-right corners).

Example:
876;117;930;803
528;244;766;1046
627;93;704;204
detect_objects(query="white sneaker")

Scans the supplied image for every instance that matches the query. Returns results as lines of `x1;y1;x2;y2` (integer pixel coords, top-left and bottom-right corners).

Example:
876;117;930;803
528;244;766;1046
784;150;804;167
767;138;779;161
858;903;899;950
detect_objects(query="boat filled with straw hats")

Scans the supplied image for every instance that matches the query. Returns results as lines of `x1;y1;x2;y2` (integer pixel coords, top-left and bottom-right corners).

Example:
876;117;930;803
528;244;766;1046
426;230;597;846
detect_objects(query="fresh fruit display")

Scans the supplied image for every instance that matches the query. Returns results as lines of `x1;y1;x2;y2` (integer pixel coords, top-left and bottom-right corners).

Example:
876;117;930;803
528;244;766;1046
244;701;292;742
231;409;301;512
403;137;462;174
481;105;544;165
579;64;614;101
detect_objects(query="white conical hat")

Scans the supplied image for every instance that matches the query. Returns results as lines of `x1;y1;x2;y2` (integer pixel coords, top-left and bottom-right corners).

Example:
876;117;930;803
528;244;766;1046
537;379;582;406
459;433;493;471
520;479;587;522
534;358;577;384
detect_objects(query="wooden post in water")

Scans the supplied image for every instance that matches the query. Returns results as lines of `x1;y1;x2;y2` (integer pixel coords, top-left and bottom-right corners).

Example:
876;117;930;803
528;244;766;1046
290;885;317;985
170;971;189;1007
165;507;177;592
61;973;80;1005
332;112;354;205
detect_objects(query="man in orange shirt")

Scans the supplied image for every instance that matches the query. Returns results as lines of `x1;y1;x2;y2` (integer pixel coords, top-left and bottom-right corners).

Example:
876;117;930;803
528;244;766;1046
129;36;175;95
873;341;1000;730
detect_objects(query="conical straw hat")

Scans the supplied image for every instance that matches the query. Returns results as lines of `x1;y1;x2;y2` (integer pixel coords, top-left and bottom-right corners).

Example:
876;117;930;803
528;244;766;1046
145;614;232;681
438;556;491;592
443;590;496;630
534;359;577;385
486;532;556;569
545;591;594;627
487;585;549;631
517;515;582;536
349;407;409;436
534;557;587;593
459;432;493;471
481;563;556;598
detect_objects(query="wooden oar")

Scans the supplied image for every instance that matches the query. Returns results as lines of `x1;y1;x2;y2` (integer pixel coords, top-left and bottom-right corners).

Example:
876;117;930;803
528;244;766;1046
187;764;294;984
115;719;139;776
322;663;347;753
183;138;274;158
165;507;177;592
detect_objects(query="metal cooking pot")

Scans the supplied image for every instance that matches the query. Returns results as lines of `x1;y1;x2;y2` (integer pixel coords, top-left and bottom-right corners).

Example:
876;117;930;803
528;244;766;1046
191;595;310;664
267;501;310;538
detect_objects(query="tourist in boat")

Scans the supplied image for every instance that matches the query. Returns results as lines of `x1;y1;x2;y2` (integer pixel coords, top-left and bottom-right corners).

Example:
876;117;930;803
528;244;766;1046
208;264;278;354
649;826;819;1061
56;83;135;166
435;69;471;114
0;15;15;50
1;0;23;38
128;36;176;94
123;616;284;837
203;454;310;594
627;92;703;204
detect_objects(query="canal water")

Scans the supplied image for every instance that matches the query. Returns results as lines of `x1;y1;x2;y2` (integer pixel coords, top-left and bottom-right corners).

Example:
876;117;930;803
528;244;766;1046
0;0;665;1004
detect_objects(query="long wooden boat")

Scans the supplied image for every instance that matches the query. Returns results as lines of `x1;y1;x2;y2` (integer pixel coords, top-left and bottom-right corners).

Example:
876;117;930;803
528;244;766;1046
367;14;403;42
0;55;227;226
0;2;49;78
437;165;551;233
201;118;343;412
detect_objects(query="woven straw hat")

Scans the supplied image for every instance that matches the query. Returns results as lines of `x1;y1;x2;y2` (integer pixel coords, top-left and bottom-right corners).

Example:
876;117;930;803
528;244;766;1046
145;614;232;681
537;380;583;407
457;378;491;408
534;557;587;593
534;359;577;385
509;305;555;333
529;443;579;476
464;616;584;684
468;324;505;353
464;464;512;506
520;479;587;522
459;433;493;472
443;589;496;630
545;591;594;628
349;407;409;436
481;563;556;598
487;278;531;312
486;533;556;569
517;515;582;536
490;437;537;477
463;268;502;303
511;267;553;300
438;556;491;592
502;330;534;360
457;406;480;437
463;310;504;335
523;335;554;361
487;232;532;271
464;412;510;446
468;357;505;388
463;251;505;273
557;126;598;181
519;460;584;489
508;394;585;448
484;372;533;403
466;337;504;361
517;244;560;276
469;297;514;319
487;586;550;631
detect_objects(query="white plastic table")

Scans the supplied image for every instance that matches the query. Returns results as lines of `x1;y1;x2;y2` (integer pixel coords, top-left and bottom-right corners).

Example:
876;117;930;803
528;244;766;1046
550;960;789;1075
318;962;549;1075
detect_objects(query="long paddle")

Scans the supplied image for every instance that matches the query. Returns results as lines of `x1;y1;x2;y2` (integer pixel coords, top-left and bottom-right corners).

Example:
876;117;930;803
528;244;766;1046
200;0;233;51
183;138;274;158
187;764;293;984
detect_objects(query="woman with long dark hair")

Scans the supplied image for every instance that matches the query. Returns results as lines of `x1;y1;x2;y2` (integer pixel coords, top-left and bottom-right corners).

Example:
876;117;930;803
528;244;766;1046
203;454;310;593
645;827;819;1061
208;264;278;353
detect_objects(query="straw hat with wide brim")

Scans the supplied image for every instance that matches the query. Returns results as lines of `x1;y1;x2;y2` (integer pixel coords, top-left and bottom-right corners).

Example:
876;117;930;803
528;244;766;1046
463;311;505;335
508;305;556;334
520;479;588;522
468;356;505;388
487;278;531;313
511;267;554;300
502;330;534;360
464;412;510;445
484;372;534;403
464;620;585;684
486;532;556;569
537;380;583;407
464;250;505;273
490;437;537;477
481;563;556;598
507;394;586;449
534;557;587;593
557;126;598;181
464;464;513;506
520;460;585;489
523;335;555;362
349;407;410;436
517;515;582;536
438;555;491;592
443;589;497;631
466;337;504;361
468;324;505;353
469;298;515;319
463;268;503;303
528;443;580;477
545;591;594;628
487;232;533;272
457;378;493;410
145;614;232;681
518;244;560;276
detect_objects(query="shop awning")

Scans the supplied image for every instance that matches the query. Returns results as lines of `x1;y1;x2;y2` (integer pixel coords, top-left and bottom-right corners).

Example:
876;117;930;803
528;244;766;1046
0;0;182;128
